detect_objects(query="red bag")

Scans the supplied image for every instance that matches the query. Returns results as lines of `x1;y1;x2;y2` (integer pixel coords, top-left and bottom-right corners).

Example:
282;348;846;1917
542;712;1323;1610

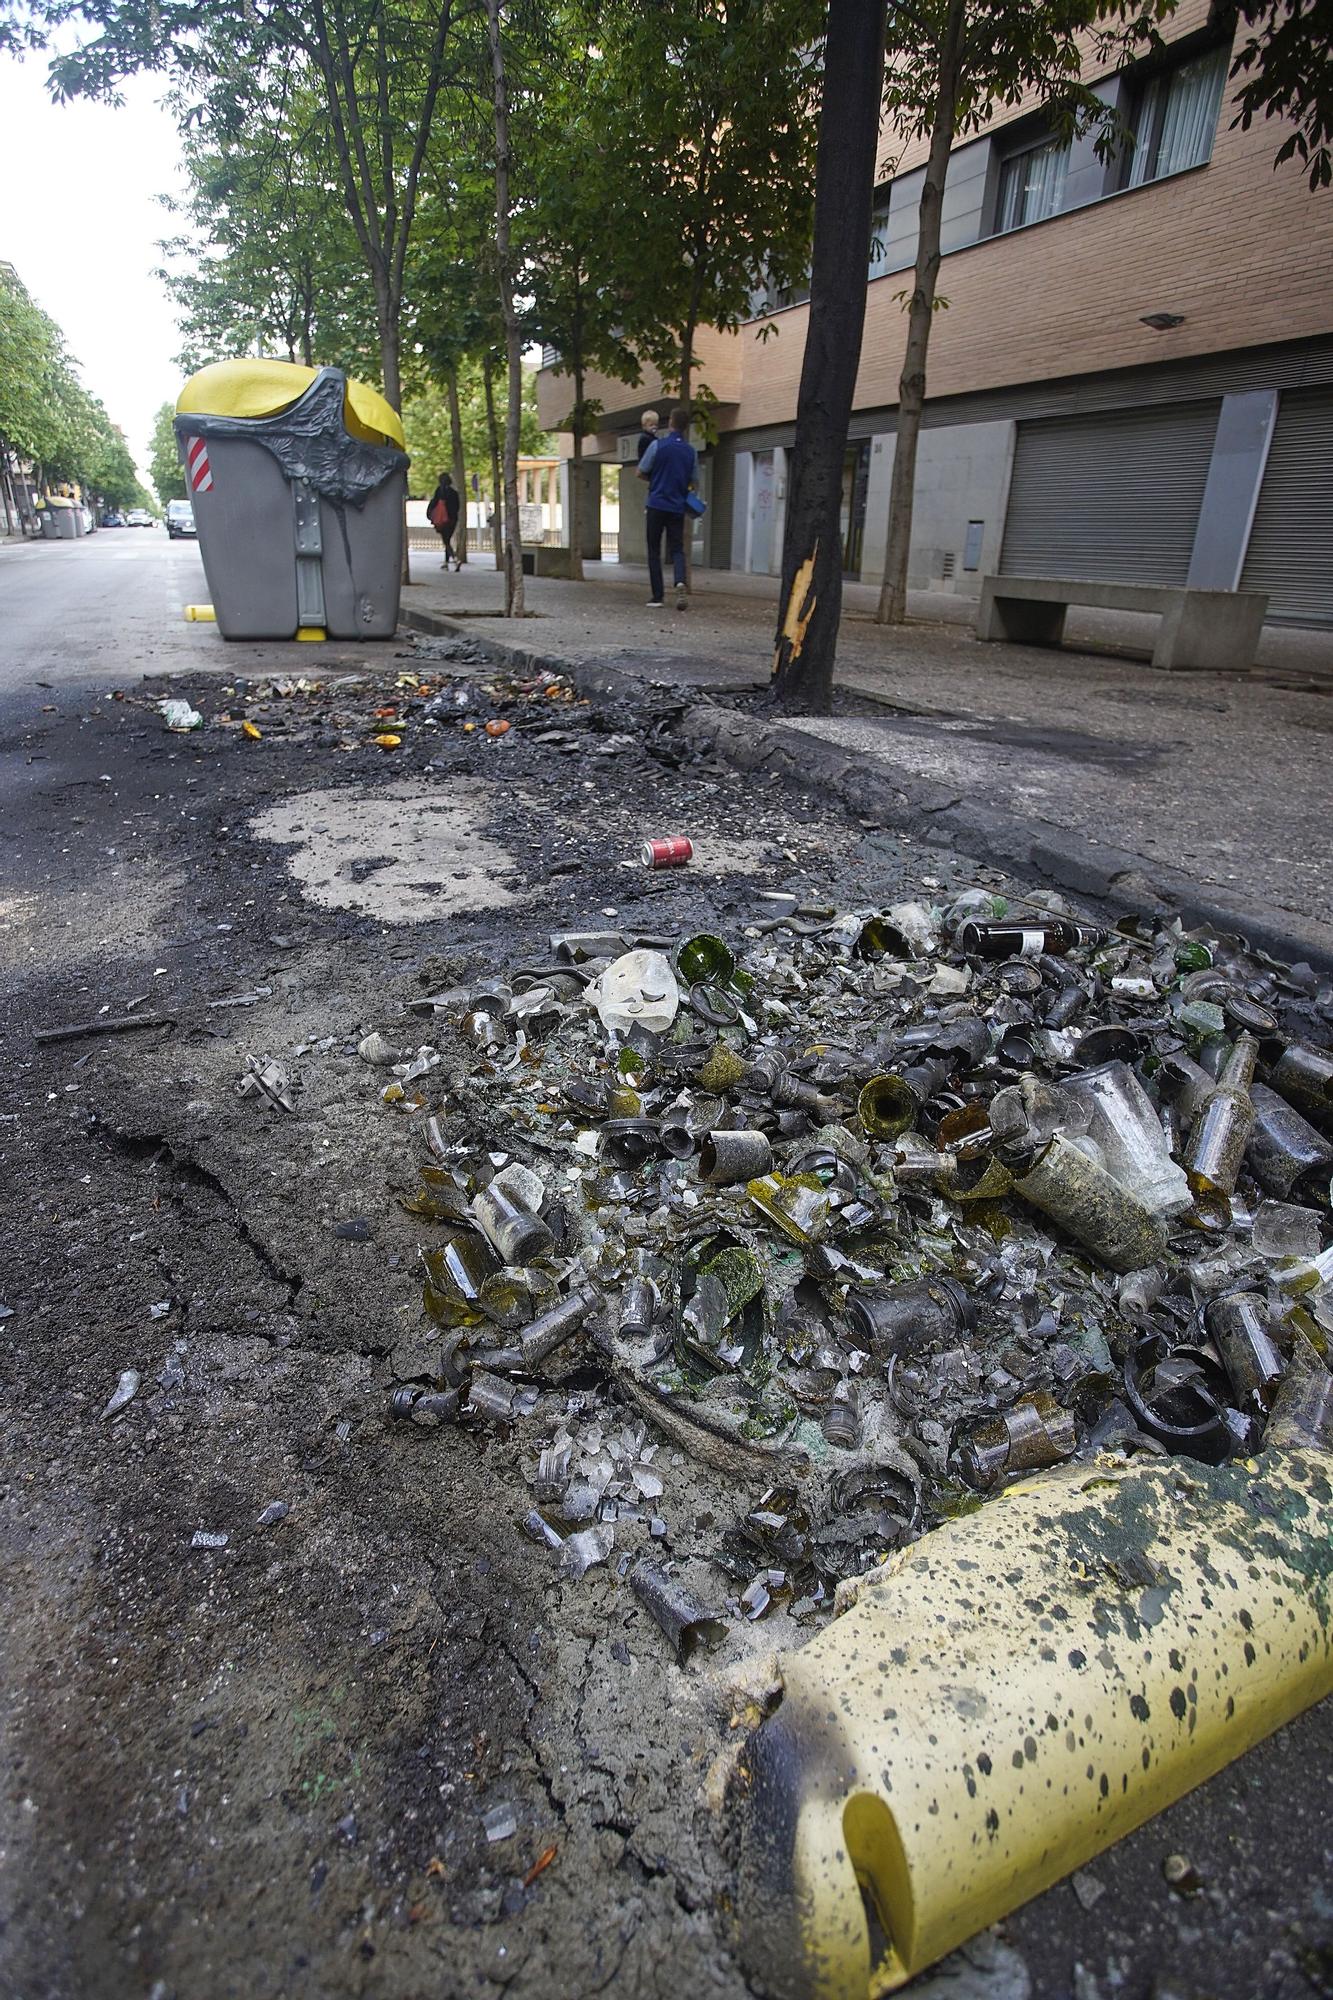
428;497;447;528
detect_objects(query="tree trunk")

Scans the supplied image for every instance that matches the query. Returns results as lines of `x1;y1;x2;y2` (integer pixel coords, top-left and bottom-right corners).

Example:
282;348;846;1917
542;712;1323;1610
445;363;468;565
486;0;525;618
875;0;966;625
372;269;411;587
0;449;18;536
679;307;699;585
771;0;888;713
568;360;585;582
483;352;505;568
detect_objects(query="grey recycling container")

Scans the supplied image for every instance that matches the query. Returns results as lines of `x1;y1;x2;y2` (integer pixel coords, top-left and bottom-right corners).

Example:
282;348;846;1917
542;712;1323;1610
173;359;409;641
45;496;80;539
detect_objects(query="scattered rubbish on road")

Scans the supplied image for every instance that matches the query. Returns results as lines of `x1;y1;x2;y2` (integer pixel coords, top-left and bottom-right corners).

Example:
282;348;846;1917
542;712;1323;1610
255;1501;290;1528
158;698;203;731
1162;1853;1203;1895
523;1844;558;1887
242;721;262;741
208;987;273;1009
33;1014;175;1045
630;1559;728;1662
190;1530;229;1550
238;1055;295;1112
102;1369;141;1418
481;1802;518;1844
642;836;693;869
384;886;1333;1662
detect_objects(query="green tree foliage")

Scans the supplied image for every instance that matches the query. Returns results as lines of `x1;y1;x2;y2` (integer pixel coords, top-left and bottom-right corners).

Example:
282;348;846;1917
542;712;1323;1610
157;88;379;376
40;0;470;409
581;0;826;405
147;400;187;506
85;426;146;508
0;263;140;494
524;27;645;576
1229;0;1333;190
401;361;548;497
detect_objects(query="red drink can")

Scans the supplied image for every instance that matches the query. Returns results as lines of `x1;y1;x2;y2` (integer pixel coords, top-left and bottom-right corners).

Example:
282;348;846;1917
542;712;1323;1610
641;836;693;869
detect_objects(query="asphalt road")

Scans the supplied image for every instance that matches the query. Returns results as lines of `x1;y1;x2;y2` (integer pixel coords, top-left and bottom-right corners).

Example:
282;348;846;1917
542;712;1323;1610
0;527;213;696
2;538;1331;2000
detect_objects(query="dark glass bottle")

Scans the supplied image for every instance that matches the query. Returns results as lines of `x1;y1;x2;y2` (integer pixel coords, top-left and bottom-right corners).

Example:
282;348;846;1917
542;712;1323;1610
957;918;1103;959
1184;1032;1259;1206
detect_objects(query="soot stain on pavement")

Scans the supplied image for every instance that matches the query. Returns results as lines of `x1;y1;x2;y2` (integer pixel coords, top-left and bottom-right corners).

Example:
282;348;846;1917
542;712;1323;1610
3;636;1331;2000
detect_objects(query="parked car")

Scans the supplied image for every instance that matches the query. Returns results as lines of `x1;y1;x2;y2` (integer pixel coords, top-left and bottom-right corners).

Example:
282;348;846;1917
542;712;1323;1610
101;510;126;528
126;508;153;527
166;498;197;539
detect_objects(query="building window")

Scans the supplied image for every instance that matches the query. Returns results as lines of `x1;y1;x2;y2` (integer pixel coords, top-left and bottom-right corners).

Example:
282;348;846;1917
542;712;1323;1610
747;269;812;318
1126;43;1228;187
869;189;892;277
994;137;1070;232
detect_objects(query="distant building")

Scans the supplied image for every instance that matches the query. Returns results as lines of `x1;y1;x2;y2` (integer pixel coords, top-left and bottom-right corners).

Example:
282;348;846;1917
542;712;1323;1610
537;0;1333;627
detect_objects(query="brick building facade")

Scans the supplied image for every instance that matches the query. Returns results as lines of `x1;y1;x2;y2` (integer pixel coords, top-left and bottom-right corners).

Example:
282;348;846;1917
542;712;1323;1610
536;3;1333;627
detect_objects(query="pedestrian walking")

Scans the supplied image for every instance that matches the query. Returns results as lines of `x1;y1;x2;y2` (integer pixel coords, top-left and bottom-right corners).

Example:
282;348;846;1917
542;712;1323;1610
428;471;462;570
638;406;697;611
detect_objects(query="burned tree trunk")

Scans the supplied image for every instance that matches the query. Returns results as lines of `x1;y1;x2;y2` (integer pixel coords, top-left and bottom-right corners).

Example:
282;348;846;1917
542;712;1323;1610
771;0;887;714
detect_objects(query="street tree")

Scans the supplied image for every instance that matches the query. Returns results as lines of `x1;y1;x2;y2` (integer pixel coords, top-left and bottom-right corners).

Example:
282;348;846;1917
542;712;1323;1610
873;0;1166;628
410;172;505;568
0;262;138;505
148;401;187;507
589;0;825;408
483;0;531;615
526;32;644;580
401;359;548;493
770;0;887;712
38;0;467;411
158;90;378;377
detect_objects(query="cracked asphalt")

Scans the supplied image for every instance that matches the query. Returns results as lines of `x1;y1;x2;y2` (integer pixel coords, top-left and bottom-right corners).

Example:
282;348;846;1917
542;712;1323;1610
2;534;1332;2000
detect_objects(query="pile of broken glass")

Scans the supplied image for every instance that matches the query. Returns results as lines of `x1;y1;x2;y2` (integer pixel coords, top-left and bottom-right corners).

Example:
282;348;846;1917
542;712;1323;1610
389;887;1333;1633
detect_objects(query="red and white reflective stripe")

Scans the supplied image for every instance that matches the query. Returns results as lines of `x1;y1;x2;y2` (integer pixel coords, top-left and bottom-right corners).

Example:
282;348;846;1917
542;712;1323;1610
186;435;214;493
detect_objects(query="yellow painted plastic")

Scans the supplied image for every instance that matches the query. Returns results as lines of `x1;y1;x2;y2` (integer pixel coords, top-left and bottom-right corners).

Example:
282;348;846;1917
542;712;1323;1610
175;358;405;449
737;1440;1333;1999
183;604;216;622
295;627;327;642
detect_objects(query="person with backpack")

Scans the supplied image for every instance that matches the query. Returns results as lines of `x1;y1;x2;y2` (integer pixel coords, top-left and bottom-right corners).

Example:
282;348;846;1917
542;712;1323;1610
428;472;462;570
637;406;697;610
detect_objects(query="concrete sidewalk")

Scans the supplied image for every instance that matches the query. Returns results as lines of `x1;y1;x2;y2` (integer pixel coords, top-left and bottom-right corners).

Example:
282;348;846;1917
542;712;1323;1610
401;550;1333;967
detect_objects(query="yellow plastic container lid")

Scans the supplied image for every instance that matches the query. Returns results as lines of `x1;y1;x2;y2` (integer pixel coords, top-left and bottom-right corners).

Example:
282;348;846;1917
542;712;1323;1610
176;357;405;449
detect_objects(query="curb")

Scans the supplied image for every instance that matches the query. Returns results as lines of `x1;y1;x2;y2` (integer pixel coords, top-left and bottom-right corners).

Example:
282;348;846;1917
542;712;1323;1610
400;606;1333;975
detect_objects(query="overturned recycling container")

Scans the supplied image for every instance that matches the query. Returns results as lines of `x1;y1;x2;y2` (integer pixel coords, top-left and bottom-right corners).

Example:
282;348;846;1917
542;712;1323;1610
173;358;408;641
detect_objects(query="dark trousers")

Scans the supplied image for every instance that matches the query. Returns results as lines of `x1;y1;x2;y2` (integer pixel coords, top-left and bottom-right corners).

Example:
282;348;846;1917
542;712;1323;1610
646;507;686;601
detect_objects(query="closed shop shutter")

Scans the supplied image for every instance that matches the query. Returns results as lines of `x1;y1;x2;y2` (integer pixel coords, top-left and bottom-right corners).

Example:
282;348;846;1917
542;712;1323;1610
999;400;1220;584
1240;387;1333;628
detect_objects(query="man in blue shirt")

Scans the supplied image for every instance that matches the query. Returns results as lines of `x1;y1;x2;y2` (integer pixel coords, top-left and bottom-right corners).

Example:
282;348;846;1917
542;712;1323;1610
637;405;697;609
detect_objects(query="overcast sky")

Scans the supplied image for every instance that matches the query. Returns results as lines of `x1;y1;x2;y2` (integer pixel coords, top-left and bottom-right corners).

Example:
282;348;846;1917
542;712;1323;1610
0;48;187;482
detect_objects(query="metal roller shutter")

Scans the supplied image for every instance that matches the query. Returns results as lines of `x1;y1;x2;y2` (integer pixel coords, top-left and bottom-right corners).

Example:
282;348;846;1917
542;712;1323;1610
1240;387;1333;628
999;400;1220;584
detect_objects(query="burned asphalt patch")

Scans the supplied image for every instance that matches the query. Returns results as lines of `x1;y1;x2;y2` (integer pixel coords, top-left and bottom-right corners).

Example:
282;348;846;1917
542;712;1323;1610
1;633;1331;2000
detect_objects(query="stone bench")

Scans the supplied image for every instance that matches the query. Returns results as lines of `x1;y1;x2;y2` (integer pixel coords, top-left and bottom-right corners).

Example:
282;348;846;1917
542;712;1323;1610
976;575;1269;674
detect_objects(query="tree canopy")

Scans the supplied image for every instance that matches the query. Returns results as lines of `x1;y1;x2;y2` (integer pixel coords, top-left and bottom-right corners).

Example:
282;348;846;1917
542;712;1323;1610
0;263;146;499
401;361;549;499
